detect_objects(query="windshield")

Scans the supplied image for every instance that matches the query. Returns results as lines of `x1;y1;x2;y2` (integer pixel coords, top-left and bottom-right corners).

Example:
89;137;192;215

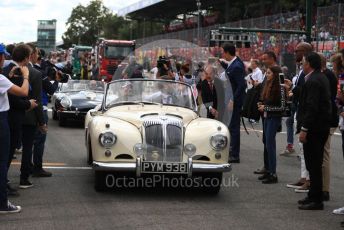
59;80;104;92
105;80;197;110
105;46;134;58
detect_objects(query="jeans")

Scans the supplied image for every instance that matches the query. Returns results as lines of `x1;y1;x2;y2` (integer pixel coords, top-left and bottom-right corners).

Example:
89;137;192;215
261;118;268;170
33;110;48;170
263;116;281;174
229;106;241;160
285;105;296;145
21;125;37;180
0;112;10;207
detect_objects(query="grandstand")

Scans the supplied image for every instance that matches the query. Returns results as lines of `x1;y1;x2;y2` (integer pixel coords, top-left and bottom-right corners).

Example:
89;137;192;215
118;0;344;74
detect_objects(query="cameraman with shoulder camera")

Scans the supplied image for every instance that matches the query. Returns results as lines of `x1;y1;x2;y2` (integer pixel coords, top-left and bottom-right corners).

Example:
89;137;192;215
32;49;65;178
156;56;174;80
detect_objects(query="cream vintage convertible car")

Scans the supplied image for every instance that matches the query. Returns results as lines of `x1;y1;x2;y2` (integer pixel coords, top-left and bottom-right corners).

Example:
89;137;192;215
85;79;231;192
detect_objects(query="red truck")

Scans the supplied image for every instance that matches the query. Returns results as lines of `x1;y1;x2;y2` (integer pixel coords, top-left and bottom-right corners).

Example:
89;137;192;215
95;39;135;82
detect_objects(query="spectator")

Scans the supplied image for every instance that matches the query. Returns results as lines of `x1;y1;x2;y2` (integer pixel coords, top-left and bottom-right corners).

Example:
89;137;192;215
19;43;45;189
90;58;99;80
2;44;37;196
333;53;344;159
285;42;313;194
297;52;331;210
199;65;220;119
32;49;61;178
253;51;278;175
257;66;284;184
250;59;264;86
318;52;338;202
219;43;246;163
332;52;344;219
0;43;30;214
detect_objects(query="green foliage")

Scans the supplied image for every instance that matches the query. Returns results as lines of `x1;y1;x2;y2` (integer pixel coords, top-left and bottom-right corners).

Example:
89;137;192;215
62;0;164;47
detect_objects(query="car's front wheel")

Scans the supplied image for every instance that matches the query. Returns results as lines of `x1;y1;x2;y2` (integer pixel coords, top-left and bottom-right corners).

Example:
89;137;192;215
58;115;66;127
94;171;107;192
195;172;223;194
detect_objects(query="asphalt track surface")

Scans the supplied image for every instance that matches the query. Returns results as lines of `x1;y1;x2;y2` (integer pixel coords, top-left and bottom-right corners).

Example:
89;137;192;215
1;113;344;230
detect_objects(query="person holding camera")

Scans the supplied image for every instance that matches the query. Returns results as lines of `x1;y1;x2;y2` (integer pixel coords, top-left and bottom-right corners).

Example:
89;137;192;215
0;43;31;213
31;50;63;178
156;56;174;80
2;44;38;196
17;43;45;189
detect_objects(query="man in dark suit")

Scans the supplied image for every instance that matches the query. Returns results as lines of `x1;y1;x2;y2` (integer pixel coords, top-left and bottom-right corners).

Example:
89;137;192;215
219;43;246;163
2;45;37;195
19;44;45;189
200;65;218;119
297;52;331;210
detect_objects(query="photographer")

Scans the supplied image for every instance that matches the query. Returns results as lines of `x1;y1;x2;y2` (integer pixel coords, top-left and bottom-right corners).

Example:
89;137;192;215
32;57;67;177
156;56;174;80
2;44;37;196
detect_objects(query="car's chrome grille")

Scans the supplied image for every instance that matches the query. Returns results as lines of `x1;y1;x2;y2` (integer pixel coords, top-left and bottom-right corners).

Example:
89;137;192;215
143;116;183;162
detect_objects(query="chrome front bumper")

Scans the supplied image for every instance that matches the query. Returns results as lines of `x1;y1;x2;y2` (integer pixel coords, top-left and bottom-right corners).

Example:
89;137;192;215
93;158;232;177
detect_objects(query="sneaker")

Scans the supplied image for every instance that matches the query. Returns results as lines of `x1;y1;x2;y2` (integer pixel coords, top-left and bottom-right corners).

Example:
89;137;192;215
286;178;305;189
32;168;52;177
254;167;268;174
295;181;310;193
19;179;33;189
333;207;344;215
262;174;278;184
0;201;21;214
258;173;269;180
280;145;295;156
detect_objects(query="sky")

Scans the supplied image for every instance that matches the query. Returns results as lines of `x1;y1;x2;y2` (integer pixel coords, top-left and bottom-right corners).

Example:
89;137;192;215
0;0;140;44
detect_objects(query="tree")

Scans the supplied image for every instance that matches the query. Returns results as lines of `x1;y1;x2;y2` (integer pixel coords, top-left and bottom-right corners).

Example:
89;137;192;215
62;0;109;47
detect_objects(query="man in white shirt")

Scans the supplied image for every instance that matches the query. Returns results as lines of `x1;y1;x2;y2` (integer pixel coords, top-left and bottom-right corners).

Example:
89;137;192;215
250;59;264;86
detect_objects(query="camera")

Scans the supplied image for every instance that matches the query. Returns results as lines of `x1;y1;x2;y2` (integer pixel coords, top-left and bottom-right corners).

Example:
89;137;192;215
157;56;172;78
13;67;22;77
157;56;171;69
46;62;69;83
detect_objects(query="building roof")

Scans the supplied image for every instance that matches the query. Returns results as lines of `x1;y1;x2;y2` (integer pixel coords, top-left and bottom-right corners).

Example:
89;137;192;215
118;0;228;21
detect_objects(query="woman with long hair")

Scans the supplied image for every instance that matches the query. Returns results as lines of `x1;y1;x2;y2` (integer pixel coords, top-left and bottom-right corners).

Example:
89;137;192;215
258;66;285;184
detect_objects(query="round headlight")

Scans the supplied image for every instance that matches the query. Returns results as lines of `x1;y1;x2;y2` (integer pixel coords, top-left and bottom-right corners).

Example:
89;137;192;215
134;143;147;156
184;143;196;157
210;134;228;151
99;132;117;148
60;97;72;108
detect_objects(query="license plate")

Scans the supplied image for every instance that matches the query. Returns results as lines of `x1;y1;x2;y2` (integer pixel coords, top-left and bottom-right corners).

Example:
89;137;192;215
141;161;188;174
